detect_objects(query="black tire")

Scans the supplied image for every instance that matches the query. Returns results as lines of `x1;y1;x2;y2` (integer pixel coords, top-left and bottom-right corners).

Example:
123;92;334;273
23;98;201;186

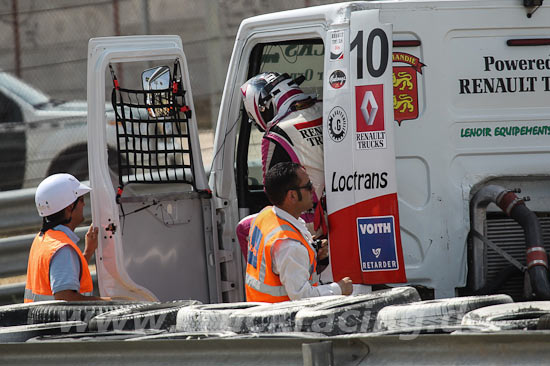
67;156;89;182
48;145;120;181
26;329;165;343
28;301;146;324
0;301;64;327
0;321;86;343
229;332;328;339
367;324;487;336
461;301;550;330
0;130;25;191
228;296;343;334
537;314;550;330
47;146;88;180
375;294;513;332
175;302;265;332
295;286;421;335
126;331;238;341
89;300;200;332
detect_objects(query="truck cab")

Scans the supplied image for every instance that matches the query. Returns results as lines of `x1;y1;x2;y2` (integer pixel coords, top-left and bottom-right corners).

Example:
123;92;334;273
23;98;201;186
87;0;550;302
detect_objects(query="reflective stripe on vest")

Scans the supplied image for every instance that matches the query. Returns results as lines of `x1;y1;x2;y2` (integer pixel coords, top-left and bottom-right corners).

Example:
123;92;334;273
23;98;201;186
245;275;288;298
24;230;93;303
245;207;317;303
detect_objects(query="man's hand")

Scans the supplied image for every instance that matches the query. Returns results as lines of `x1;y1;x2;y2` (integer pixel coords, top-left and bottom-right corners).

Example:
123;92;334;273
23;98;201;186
317;239;329;261
83;224;99;262
54;290;111;301
337;277;353;295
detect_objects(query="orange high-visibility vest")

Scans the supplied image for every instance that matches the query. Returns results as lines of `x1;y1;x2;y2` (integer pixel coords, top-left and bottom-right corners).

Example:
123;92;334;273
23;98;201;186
245;207;317;303
24;229;93;302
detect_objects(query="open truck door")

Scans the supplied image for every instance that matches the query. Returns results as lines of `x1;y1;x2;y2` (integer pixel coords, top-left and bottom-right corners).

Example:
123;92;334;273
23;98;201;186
323;10;407;285
87;36;224;302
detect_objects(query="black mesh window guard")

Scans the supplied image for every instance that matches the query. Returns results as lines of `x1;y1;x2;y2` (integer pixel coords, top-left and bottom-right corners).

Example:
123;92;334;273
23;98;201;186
109;61;198;192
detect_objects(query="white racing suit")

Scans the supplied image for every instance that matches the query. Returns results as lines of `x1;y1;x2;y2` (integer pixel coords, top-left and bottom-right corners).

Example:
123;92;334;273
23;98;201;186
262;101;324;223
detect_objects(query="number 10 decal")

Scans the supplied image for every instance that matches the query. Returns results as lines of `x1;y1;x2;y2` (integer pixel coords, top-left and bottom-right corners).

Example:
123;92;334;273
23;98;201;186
350;29;389;79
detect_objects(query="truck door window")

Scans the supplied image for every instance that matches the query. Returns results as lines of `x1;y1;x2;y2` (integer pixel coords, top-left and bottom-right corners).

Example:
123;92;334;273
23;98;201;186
237;39;324;214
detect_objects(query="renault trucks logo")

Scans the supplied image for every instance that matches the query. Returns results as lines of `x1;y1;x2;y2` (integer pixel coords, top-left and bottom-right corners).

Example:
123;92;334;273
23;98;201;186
327;106;347;142
329;70;346;89
360;91;378;125
357;216;399;272
392;52;426;125
355;84;386;150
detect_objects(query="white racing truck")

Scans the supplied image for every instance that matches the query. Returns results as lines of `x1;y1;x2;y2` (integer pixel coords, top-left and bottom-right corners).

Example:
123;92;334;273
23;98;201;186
2;0;550;364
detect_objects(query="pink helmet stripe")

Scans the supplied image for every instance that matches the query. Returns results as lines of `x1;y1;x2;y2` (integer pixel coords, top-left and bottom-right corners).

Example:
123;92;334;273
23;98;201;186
276;89;301;110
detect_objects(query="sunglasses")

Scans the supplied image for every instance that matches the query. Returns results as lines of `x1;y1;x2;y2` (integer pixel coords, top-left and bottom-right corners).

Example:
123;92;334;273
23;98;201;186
292;180;313;192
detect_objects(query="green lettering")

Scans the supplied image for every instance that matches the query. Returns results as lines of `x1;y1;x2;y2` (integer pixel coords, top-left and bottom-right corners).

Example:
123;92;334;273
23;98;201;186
298;44;313;56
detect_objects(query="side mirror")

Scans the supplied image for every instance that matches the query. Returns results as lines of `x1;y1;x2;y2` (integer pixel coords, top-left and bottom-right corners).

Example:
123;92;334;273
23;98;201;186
141;66;171;90
141;66;171;118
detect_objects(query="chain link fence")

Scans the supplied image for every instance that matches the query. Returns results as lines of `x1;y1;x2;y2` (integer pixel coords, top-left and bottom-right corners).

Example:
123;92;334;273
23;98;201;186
0;0;346;191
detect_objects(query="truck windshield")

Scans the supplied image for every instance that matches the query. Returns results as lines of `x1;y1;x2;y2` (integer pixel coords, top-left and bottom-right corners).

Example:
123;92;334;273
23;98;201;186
258;39;324;99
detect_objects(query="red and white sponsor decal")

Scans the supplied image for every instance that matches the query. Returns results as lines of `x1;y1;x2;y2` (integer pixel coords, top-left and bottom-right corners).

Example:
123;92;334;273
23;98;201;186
293;118;323;147
356;84;384;132
330;30;345;61
329;70;347;89
355;84;386;150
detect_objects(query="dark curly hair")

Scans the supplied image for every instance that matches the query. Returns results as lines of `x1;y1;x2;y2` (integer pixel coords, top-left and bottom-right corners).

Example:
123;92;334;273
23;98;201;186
264;162;302;205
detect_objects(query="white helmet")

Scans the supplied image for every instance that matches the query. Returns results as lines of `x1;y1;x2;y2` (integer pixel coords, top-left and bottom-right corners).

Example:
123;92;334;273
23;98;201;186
240;72;310;131
35;173;91;217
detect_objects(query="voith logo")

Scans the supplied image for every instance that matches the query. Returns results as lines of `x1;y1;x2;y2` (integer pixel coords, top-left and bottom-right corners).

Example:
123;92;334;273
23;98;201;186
357;216;399;272
355;84;387;150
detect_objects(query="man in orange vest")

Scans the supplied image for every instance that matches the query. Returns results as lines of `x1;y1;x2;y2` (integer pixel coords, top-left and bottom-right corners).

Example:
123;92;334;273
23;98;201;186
245;162;353;303
25;173;110;302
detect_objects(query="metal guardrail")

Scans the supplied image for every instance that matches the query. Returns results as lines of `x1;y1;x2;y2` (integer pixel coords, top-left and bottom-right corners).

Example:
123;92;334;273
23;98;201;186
0;272;98;305
0;187;43;236
0;186;92;237
0;227;89;278
0;282;25;305
2;333;550;365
